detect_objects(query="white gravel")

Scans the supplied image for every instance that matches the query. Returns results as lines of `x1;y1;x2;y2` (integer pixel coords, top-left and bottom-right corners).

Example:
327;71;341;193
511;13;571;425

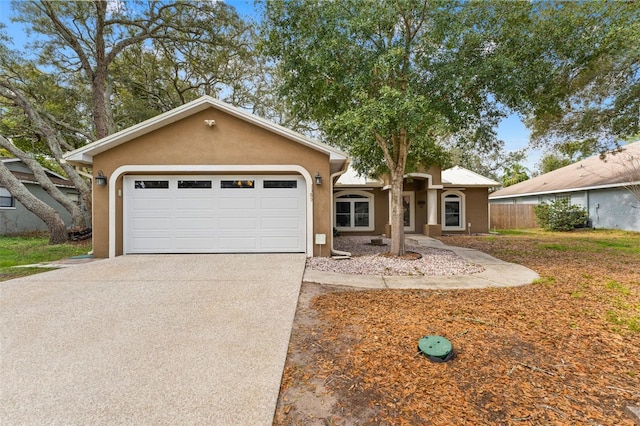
306;236;485;276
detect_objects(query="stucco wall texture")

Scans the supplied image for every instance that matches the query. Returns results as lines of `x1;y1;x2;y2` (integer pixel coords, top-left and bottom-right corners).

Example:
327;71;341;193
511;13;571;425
91;107;333;257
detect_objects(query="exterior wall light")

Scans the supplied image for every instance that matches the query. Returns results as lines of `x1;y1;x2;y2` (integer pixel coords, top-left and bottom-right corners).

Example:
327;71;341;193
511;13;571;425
315;172;322;185
95;170;108;186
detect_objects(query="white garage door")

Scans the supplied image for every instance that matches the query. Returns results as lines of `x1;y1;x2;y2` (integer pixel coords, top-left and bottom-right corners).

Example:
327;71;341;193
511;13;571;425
123;175;306;253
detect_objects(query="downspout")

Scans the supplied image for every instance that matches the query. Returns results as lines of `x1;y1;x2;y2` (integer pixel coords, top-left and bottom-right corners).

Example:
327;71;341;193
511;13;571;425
330;159;352;257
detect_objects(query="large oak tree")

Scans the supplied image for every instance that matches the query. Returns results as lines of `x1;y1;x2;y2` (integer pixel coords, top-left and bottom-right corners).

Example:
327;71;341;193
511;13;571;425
262;0;516;254
261;0;639;255
1;1;254;241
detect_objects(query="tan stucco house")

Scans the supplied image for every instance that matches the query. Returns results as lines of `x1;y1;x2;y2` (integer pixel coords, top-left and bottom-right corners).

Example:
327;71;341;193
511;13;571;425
63;96;498;258
334;164;499;238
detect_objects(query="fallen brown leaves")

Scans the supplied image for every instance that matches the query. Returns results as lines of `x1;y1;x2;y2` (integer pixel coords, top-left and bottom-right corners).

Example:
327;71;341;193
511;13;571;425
274;230;639;425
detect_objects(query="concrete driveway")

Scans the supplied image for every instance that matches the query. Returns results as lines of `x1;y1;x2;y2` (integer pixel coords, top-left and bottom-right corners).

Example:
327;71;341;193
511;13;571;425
1;254;306;425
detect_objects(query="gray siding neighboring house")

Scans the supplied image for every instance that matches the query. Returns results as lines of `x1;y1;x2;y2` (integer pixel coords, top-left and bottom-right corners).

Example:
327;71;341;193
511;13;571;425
489;141;640;232
0;158;80;235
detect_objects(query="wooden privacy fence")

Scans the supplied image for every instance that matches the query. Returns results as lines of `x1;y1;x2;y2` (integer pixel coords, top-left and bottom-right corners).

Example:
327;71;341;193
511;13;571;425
490;204;539;230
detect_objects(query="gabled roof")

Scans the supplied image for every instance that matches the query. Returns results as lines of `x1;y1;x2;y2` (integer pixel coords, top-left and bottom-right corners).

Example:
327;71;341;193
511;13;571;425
335;165;383;187
490;141;640;199
1;158;75;188
63;96;349;172
442;165;499;187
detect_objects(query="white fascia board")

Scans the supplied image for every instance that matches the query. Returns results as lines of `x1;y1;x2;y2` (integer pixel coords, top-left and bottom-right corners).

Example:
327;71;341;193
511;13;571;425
443;183;498;188
334;186;381;190
489;181;640;199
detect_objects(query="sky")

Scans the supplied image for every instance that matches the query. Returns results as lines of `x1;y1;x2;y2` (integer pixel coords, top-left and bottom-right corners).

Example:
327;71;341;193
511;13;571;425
0;0;543;172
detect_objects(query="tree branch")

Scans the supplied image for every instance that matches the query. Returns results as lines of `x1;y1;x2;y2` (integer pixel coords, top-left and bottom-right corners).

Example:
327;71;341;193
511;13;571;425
39;1;94;80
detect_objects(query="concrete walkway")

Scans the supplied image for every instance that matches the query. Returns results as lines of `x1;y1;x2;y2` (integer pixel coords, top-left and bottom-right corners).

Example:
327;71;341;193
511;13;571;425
303;235;540;289
1;254;305;426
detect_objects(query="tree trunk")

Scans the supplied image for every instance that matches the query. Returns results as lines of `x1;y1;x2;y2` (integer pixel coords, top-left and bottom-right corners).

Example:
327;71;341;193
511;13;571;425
0;136;86;229
376;129;409;257
389;170;406;256
0;161;68;244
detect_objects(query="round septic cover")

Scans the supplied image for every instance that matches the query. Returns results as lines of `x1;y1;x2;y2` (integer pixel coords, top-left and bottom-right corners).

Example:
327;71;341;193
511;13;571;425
418;335;454;362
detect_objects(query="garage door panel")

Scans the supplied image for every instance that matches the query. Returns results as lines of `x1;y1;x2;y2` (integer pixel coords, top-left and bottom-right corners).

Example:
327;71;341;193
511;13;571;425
219;217;258;230
262;216;302;230
261;237;302;249
132;198;172;210
130;237;173;252
175;198;216;210
261;197;301;209
218;237;258;250
174;217;216;230
174;237;216;250
132;217;173;230
219;197;257;210
125;175;305;254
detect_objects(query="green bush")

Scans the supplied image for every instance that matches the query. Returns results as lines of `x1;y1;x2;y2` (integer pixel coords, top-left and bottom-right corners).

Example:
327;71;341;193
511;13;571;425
534;198;588;231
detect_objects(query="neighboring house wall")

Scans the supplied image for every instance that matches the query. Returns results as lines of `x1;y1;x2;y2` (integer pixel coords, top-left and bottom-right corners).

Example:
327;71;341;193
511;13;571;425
489;187;640;232
0;183;76;235
489;141;640;232
1;160;78;235
588;188;639;231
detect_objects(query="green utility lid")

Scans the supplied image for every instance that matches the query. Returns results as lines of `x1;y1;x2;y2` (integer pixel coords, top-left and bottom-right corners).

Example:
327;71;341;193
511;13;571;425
418;335;454;362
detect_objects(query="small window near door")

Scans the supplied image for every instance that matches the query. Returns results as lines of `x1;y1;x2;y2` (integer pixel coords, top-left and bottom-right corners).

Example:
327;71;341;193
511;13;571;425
134;180;169;189
221;180;255;189
178;180;212;189
263;180;297;189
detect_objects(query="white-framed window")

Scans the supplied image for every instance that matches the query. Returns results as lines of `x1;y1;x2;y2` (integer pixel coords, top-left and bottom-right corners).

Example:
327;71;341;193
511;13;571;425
402;191;415;232
0;187;15;209
334;190;374;231
442;190;465;231
555;194;571;205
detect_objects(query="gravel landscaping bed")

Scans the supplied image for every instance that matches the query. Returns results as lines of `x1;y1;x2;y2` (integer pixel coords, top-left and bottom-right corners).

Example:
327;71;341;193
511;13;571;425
306;235;484;276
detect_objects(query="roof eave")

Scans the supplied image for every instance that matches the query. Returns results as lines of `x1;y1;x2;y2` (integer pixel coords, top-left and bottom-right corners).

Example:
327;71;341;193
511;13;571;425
444;183;499;188
490;180;640;199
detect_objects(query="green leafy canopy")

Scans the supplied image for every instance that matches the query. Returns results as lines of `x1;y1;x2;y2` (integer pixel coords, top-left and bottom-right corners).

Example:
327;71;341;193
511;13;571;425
261;0;501;175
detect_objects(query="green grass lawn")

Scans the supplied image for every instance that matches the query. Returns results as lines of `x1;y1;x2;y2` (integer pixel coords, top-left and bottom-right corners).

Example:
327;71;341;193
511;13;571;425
494;228;640;254
0;235;92;281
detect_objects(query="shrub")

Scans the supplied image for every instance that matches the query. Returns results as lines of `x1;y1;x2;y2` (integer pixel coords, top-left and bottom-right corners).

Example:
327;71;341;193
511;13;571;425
534;198;588;231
